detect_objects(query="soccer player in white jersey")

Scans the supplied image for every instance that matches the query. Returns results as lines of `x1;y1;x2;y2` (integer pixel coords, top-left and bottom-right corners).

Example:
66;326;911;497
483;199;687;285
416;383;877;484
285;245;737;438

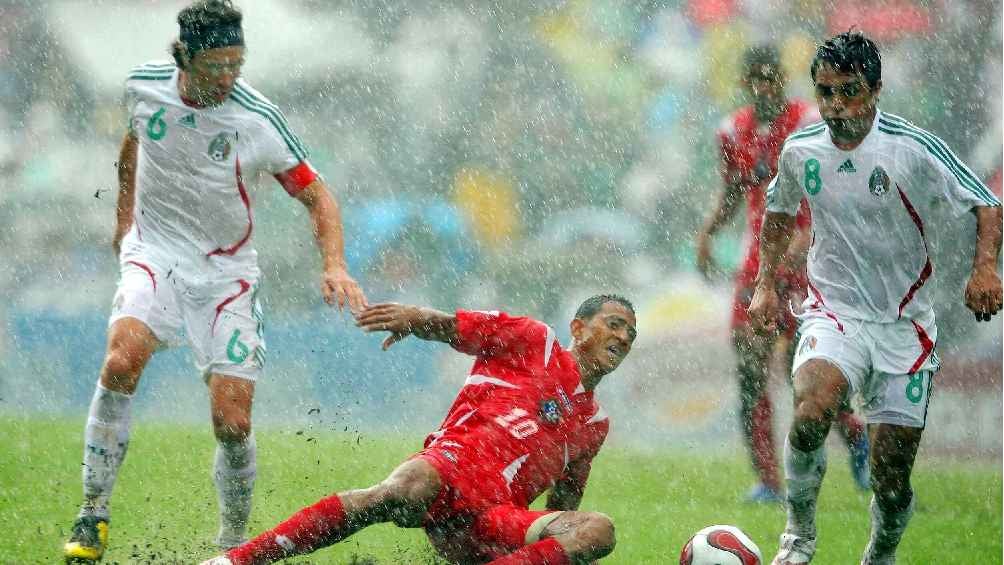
749;31;1002;565
63;1;367;563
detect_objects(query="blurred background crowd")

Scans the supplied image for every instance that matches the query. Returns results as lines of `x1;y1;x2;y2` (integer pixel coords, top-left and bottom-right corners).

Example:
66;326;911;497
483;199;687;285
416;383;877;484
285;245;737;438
1;0;1001;455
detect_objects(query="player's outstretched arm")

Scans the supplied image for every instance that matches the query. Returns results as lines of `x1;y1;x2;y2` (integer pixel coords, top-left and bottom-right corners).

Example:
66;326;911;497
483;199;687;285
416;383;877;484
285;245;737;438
357;303;458;350
749;211;796;333
696;180;744;280
965;205;1003;322
112;132;138;255
295;180;368;313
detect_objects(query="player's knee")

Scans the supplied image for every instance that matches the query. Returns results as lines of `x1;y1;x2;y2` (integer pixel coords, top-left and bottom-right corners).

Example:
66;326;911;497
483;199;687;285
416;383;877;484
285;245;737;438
874;487;913;514
384;461;440;505
369;466;438;526
212;414;252;443
872;475;912;511
570;512;616;559
101;349;144;391
792;393;835;425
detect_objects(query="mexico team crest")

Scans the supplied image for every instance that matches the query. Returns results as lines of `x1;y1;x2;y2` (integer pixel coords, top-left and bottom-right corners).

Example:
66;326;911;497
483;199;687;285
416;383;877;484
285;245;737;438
539;399;562;425
208;132;233;162
869;166;890;197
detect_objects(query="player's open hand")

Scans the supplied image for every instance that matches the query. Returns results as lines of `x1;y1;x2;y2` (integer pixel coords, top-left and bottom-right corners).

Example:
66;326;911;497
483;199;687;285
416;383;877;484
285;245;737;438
322;267;368;314
747;282;779;334
356;303;419;350
965;266;1003;322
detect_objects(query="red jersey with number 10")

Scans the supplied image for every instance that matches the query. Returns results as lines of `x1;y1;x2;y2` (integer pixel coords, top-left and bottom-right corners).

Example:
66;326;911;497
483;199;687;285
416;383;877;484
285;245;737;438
423;310;608;511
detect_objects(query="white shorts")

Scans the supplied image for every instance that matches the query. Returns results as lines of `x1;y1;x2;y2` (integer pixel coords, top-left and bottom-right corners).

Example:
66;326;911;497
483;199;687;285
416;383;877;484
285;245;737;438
109;258;265;381
792;308;939;428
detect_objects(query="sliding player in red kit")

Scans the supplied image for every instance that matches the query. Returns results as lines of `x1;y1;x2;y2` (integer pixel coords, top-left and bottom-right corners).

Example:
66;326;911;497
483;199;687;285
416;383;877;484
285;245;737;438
201;294;637;565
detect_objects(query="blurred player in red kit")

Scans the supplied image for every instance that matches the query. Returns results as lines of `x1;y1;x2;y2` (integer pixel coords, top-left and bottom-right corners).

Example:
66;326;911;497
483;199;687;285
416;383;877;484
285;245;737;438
201;295;637;565
695;44;868;503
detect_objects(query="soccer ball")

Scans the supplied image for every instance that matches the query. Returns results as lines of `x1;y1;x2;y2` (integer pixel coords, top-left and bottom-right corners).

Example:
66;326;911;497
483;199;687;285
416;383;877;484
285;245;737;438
679;525;762;565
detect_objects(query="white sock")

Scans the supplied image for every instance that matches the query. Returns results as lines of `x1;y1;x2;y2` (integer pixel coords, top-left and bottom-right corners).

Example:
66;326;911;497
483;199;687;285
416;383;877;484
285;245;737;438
213;433;256;548
783;434;827;539
863;494;915;564
80;383;133;520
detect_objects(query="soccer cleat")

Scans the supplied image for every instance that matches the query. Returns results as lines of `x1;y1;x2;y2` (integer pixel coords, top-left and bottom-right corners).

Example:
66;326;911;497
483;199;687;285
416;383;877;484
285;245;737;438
849;434;871;492
771;532;816;565
745;482;783;504
63;516;109;563
200;557;235;565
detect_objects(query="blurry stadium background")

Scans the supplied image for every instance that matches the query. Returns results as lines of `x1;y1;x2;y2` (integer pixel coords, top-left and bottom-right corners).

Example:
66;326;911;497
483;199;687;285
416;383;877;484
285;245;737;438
1;0;1001;463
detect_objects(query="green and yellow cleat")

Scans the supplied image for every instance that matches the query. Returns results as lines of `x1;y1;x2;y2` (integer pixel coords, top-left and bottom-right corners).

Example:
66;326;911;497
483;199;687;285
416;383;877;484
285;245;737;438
64;516;109;563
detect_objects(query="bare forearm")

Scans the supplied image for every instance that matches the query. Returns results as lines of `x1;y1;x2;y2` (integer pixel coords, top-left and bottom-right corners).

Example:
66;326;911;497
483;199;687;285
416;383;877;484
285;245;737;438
300;182;348;271
701;183;742;237
781;225;811;272
973;206;1002;273
756;212;796;285
409;308;459;344
115;134;138;237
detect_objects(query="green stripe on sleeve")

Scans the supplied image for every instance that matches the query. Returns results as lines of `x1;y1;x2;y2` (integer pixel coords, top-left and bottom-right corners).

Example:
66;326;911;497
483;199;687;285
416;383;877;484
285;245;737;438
232;85;309;158
878;119;999;205
880;114;998;203
229;87;308;160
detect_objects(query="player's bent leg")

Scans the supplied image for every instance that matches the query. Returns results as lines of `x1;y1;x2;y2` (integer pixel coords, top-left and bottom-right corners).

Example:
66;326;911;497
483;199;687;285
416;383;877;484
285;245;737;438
213;457;442;565
773;359;849;565
66;317;158;564
790;359;848;451
861;423;922;565
209;374;257;549
100;316;160;393
489;511;615;565
733;327;781;501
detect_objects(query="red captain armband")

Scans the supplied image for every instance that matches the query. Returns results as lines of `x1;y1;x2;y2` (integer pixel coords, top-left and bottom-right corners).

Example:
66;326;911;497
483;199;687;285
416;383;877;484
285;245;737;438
274;161;319;197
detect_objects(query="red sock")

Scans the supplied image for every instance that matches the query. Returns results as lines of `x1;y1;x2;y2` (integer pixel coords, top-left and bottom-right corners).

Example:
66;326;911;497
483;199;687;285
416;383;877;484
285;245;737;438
487;538;571;565
227;494;347;565
837;410;865;445
750;394;780;491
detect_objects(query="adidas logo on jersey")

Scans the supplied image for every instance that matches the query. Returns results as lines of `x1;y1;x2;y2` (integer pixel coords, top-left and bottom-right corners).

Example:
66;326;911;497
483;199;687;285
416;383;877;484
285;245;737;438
178;113;197;129
837;159;856;173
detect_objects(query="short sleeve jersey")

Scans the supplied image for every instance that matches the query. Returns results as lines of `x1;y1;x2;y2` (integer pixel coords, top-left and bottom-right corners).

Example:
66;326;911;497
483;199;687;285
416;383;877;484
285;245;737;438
122;61;317;277
425;310;609;508
717;99;818;277
766;110;1002;322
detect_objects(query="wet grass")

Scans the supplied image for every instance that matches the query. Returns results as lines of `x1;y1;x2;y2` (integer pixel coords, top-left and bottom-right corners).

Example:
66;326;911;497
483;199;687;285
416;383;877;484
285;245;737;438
1;416;999;564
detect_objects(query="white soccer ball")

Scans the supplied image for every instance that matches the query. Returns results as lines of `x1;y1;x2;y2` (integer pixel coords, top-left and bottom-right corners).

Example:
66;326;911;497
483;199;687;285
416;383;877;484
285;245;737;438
679;525;763;565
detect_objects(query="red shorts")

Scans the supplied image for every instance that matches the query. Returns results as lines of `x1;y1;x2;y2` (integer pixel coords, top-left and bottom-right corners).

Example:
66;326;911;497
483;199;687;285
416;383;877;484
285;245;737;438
414;449;560;563
731;264;806;339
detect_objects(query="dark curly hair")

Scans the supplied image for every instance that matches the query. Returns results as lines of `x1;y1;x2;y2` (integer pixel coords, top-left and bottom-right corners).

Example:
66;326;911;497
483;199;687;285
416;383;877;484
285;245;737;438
810;30;882;88
170;0;243;69
742;44;782;77
575;294;635;321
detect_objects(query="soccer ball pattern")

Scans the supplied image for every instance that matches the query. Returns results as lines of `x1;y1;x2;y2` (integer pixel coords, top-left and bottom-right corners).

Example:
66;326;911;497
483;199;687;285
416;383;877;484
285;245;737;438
680;525;762;565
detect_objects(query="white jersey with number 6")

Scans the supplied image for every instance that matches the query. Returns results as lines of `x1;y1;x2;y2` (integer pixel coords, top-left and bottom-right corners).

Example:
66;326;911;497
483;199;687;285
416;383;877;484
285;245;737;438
766;110;1001;324
122;61;314;280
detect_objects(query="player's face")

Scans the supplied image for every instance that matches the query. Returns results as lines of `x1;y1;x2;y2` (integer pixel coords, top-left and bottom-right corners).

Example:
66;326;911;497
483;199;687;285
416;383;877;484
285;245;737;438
743;63;786;116
813;63;881;142
186;46;245;105
572;302;637;375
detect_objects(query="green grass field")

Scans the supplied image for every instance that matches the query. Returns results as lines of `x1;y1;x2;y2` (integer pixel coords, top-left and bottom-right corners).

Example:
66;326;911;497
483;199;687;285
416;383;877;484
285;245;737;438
1;416;1000;564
